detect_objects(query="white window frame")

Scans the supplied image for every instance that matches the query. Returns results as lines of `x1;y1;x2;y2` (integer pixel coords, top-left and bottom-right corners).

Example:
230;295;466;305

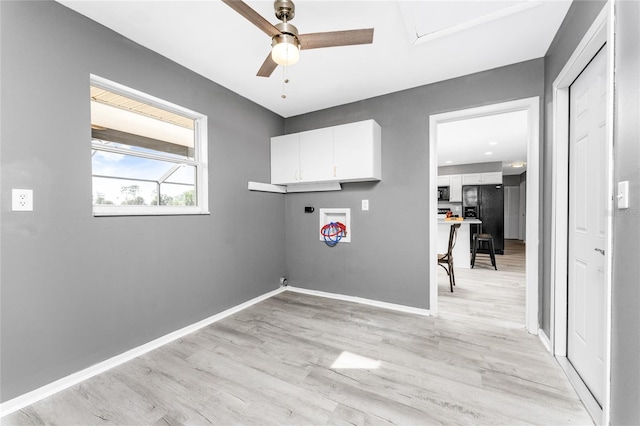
90;75;209;216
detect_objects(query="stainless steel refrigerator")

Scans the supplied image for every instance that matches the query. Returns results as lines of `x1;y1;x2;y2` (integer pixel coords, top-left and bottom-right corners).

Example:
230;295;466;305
462;184;504;254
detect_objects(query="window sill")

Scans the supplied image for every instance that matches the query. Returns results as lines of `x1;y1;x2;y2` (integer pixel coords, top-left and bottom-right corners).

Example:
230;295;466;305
93;206;210;217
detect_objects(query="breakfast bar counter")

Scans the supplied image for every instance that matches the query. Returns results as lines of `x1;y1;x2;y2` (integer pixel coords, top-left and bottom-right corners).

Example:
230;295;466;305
437;219;482;269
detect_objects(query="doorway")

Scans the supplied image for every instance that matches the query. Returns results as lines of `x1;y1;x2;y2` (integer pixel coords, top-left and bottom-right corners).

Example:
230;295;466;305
428;97;540;334
550;4;613;425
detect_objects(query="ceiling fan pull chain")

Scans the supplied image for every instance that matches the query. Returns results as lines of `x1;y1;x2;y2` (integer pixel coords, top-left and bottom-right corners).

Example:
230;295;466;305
281;67;289;99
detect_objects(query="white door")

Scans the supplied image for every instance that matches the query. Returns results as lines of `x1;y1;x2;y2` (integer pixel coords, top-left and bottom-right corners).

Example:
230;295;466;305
271;133;300;184
504;186;520;239
299;127;333;182
333;120;376;180
519;180;526;241
567;44;608;406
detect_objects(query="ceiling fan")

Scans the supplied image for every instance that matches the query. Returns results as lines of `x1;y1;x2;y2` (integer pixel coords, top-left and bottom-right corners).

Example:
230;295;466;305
222;0;374;77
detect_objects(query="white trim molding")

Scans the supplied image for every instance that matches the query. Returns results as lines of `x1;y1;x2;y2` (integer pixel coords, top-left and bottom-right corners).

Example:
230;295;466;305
0;287;286;418
285;286;431;317
549;4;613;425
538;328;551;352
428;97;540;335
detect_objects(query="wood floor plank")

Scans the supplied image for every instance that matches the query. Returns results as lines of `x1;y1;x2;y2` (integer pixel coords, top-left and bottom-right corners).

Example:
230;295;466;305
4;241;592;425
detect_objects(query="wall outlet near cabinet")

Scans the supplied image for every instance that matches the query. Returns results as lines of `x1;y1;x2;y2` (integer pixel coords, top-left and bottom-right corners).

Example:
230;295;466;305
362;200;369;211
12;189;34;211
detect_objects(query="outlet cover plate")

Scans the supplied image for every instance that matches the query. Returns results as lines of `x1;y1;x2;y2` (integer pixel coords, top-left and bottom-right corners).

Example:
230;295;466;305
12;189;33;211
617;181;629;209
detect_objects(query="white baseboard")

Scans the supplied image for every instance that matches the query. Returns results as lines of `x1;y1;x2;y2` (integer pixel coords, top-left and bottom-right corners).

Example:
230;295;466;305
0;287;286;418
556;356;603;425
1;285;427;417
285;286;430;317
538;328;551;352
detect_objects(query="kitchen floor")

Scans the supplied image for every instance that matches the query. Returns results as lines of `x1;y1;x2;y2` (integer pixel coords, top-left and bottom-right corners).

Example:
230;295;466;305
439;239;526;328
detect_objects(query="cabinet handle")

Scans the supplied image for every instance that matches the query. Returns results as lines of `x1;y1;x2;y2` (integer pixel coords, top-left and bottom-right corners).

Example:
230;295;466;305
333;166;337;177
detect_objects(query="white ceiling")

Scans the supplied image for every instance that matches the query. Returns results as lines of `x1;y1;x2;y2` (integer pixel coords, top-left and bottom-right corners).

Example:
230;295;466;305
437;110;528;175
56;0;571;118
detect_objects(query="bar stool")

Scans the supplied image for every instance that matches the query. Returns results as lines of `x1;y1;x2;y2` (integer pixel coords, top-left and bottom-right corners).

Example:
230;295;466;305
471;233;497;270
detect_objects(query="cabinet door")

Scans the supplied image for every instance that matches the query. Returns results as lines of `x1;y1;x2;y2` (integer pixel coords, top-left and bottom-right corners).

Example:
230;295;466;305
462;173;483;185
449;175;462;202
437;176;450;186
299;127;334;182
333;120;381;181
482;171;503;184
271;133;300;185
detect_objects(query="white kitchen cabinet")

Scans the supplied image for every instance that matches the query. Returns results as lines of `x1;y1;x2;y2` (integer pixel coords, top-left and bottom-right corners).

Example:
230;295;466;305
270;133;300;185
461;172;502;185
270;119;381;186
299;127;334;182
462;173;483;185
482;172;503;184
449;175;462;202
333;120;381;182
437;176;450;187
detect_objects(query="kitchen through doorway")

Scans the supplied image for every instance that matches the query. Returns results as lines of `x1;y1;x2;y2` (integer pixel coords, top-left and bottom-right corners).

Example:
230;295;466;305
428;98;540;334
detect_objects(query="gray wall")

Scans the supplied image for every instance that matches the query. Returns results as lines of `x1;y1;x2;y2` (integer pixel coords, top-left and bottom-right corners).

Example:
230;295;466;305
503;172;526;187
542;0;607;336
283;59;544;308
611;1;640;422
438;161;502;176
0;1;285;402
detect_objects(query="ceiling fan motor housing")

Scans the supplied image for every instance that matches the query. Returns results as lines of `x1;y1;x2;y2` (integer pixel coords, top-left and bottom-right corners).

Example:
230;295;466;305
274;0;295;22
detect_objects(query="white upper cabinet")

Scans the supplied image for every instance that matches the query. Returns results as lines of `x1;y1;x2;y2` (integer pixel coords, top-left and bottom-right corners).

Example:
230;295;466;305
461;172;503;185
333;120;381;182
482;171;503;184
437;176;450;187
299;127;334;182
270;119;381;186
270;133;300;184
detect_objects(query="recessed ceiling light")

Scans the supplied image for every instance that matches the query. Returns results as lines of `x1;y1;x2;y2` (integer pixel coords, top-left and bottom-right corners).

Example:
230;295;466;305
485;151;493;155
489;141;498;146
511;161;526;168
445;160;452;164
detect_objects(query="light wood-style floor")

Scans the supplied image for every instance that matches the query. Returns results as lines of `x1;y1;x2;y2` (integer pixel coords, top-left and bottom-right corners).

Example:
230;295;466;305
4;240;592;425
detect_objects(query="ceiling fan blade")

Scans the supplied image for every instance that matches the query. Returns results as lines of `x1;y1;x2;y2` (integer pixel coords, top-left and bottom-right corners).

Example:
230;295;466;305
221;0;281;38
298;28;374;50
257;53;278;77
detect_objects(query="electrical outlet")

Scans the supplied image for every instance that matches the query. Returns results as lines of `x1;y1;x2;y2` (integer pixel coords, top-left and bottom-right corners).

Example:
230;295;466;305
362;199;369;211
12;189;33;211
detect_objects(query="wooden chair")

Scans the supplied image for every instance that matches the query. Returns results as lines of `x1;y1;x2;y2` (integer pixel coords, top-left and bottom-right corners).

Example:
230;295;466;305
438;223;461;292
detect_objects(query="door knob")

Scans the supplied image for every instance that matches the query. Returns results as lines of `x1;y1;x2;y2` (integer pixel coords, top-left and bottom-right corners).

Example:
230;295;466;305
594;248;605;255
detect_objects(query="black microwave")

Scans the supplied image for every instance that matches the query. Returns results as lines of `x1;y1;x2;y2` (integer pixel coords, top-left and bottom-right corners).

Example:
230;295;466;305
437;186;450;201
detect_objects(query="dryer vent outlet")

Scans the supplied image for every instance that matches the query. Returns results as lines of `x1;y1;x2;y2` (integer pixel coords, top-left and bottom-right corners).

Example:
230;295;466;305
279;277;288;287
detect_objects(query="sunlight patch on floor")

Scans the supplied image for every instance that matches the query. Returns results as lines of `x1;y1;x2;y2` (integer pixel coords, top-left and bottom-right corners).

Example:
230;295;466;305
330;351;381;370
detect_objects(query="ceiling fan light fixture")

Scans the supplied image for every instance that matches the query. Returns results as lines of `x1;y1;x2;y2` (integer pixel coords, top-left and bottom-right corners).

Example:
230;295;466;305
271;33;300;66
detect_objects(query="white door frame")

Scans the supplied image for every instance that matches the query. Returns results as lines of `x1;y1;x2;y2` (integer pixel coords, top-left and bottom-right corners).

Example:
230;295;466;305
428;96;540;334
550;3;613;425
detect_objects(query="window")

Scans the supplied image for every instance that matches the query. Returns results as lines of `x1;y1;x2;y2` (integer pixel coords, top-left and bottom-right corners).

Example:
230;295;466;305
90;75;208;216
